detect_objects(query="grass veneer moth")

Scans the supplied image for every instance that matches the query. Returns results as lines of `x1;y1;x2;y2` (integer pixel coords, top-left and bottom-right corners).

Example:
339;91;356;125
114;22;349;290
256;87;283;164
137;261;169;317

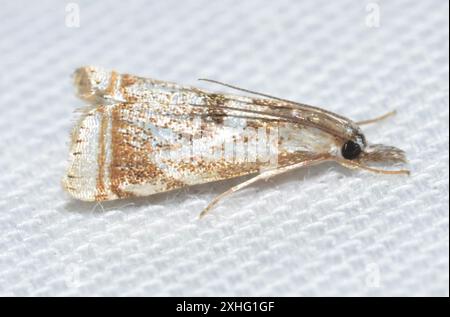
63;66;409;218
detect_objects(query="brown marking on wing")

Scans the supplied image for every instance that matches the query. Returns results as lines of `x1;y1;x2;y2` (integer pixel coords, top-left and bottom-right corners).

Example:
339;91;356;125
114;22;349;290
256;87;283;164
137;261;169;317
206;93;227;124
166;159;262;184
245;117;268;130
120;74;140;103
105;71;119;96
95;106;109;201
213;161;260;179
109;104;186;198
278;151;316;167
121;74;138;87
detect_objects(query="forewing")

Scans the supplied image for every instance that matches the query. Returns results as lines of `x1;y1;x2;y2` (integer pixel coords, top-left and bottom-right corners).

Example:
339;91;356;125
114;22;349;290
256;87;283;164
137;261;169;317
73;66;358;140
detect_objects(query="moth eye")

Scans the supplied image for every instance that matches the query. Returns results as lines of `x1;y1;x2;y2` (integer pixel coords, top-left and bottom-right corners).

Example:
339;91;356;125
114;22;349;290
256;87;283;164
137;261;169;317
341;140;362;160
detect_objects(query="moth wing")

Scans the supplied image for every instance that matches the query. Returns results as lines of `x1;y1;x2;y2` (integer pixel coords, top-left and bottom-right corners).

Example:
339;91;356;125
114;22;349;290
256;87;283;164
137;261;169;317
73;66;357;141
64;101;285;201
106;102;280;200
62;105;117;201
109;102;335;200
66;68;342;201
73;66;188;105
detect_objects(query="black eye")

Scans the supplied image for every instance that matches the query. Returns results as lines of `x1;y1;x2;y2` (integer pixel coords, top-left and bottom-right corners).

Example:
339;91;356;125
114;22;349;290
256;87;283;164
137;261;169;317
342;140;361;160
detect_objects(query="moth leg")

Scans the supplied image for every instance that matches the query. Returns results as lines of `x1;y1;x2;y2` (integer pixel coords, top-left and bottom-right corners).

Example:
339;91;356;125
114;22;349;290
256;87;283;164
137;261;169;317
199;157;330;218
335;158;410;175
356;110;396;126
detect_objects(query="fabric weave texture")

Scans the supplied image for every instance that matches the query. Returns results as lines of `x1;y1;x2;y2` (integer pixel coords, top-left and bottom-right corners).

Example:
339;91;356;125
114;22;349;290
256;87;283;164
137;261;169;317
0;0;448;296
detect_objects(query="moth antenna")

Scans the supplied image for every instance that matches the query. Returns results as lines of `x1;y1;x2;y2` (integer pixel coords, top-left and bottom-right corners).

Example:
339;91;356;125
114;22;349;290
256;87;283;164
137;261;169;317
356;110;397;126
188;102;340;137
198;78;349;121
198;78;290;102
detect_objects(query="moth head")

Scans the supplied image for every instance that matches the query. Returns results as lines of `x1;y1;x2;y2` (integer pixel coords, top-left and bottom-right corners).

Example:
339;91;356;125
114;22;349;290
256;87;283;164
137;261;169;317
339;132;407;165
340;133;366;160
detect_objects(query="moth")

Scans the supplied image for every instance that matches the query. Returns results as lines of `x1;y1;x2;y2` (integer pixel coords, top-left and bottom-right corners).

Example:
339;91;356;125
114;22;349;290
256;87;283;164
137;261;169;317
63;66;409;218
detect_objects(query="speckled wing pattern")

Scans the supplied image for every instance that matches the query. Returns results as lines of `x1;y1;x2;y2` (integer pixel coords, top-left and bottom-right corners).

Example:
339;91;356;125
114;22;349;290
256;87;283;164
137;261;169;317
63;67;345;202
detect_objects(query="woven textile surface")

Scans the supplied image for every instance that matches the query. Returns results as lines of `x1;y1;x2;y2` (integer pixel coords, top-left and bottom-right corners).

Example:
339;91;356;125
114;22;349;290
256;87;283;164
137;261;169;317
0;0;448;296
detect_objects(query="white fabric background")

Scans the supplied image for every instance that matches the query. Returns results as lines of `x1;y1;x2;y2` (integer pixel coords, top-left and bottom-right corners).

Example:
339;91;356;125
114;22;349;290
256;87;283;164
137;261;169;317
0;0;448;296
